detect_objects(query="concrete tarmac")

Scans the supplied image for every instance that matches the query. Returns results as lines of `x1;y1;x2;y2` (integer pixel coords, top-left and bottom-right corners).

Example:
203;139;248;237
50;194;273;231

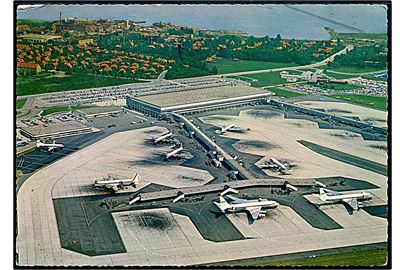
16;114;388;266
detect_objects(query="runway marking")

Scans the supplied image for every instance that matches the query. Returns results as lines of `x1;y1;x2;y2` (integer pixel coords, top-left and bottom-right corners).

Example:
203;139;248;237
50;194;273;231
81;201;113;226
81;202;91;226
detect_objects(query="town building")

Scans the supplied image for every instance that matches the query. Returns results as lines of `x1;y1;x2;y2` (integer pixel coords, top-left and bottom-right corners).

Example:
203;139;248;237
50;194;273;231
17;61;42;75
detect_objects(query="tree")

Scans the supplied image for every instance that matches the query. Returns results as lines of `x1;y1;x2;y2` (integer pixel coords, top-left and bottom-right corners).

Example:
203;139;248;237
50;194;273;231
63;32;71;39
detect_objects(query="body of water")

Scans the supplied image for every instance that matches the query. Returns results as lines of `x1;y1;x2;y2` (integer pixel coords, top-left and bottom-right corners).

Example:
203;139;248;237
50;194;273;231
17;4;388;40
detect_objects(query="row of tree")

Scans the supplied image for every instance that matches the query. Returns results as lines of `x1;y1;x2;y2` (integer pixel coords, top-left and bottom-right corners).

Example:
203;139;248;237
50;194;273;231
327;43;387;69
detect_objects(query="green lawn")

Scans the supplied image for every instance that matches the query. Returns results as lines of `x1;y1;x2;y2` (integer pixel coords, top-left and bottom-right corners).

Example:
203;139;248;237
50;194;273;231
318;82;363;91
330;94;387;110
41;106;95;116
228;71;304;88
16;99;27;109
327;66;387;74
243;70;302;85
16;109;31;118
268;87;306;98
258;249;387;267
17;19;51;28
208;59;298;74
17;73;140;96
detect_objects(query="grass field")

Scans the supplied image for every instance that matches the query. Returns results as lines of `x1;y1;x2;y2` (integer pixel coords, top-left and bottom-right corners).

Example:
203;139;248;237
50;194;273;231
16;99;27;109
19;33;61;41
41;106;95;116
243;71;302;85
326;67;387;74
208;59;298;74
17;19;51;28
17;73;140;96
229;71;303;88
258;248;387;267
330;94;387;110
16;109;31;118
267;87;306;98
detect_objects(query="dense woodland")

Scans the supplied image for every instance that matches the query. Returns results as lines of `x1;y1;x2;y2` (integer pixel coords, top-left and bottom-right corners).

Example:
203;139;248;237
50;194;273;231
327;43;387;70
17;20;387;80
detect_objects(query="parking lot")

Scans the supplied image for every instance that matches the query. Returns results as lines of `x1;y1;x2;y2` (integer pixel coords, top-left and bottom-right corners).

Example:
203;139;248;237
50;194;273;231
29;77;235;108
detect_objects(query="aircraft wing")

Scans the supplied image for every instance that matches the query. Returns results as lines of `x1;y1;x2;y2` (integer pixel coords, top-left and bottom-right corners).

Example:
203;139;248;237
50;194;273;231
226;195;248;204
105;184;119;192
246;207;262;220
343;198;358;210
48;146;56;152
323;188;341;195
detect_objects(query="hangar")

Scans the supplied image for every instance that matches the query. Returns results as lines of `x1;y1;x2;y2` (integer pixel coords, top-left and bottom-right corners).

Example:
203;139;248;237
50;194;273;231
126;83;272;116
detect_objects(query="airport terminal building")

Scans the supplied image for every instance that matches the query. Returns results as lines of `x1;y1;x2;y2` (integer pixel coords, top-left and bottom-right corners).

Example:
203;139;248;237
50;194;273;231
20;120;94;140
74;105;123;119
126;80;272;116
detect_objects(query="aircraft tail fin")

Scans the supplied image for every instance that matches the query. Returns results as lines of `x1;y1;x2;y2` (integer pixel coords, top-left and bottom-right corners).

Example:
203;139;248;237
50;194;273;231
319;188;327;201
214;196;229;212
132;173;140;185
219;196;226;204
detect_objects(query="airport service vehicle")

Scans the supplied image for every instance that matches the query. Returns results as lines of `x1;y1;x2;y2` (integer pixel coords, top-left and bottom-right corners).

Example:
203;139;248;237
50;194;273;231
94;173;140;192
215;123;244;134
260;158;296;175
313;188;372;210
152;131;174;144
36;140;64;152
214;195;279;224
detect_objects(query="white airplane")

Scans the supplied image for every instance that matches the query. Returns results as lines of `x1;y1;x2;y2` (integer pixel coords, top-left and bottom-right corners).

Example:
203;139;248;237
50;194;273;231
313;188;372;210
36;140;64;152
213;195;279;224
260;158;296;175
164;145;187;160
215;124;244;134
152;131;174;144
94;173;140;193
